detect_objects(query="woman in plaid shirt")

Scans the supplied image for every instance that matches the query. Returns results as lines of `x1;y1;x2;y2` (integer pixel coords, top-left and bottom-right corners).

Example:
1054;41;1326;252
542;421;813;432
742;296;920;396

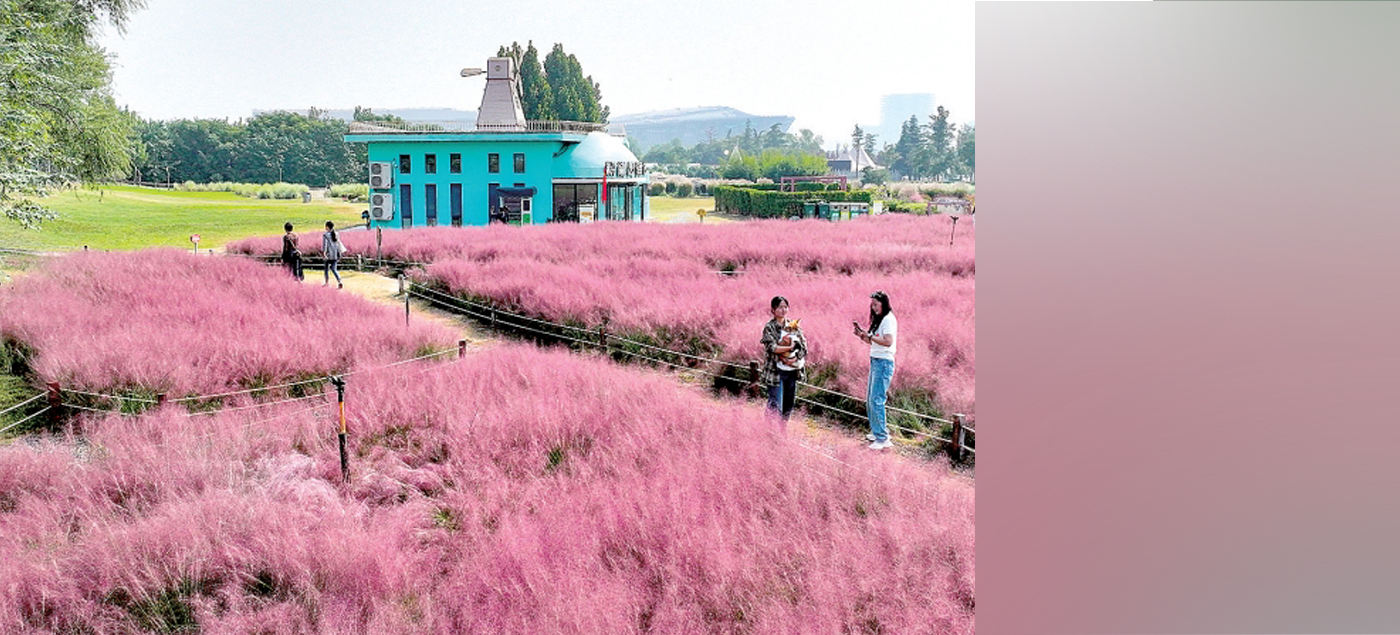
760;296;807;421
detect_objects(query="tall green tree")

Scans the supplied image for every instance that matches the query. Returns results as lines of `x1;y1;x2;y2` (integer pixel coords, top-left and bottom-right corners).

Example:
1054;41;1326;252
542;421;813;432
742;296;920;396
536;43;608;123
1;0;146;227
890;115;924;178
955;123;975;180
923;106;955;180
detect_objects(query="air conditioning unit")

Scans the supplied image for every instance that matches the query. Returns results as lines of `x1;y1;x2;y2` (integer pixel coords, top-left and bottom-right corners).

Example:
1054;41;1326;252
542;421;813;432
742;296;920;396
369;192;394;221
368;162;394;189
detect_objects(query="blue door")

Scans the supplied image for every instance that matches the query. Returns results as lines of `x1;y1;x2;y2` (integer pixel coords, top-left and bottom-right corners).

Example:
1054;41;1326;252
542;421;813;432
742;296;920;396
487;183;500;223
450;184;462;226
400;184;413;228
425;184;438;226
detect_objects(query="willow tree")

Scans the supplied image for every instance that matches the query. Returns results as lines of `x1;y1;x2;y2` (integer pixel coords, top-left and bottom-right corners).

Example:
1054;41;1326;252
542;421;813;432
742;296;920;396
0;0;144;228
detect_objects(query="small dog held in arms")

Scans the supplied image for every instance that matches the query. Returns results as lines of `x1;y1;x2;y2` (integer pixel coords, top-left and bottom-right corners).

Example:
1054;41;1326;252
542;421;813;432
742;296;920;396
776;318;805;371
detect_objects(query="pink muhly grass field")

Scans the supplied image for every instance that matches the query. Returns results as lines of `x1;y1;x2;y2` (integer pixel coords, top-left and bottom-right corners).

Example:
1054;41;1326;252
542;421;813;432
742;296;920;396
229;214;975;413
229;214;975;277
0;250;454;398
0;345;974;633
422;259;975;414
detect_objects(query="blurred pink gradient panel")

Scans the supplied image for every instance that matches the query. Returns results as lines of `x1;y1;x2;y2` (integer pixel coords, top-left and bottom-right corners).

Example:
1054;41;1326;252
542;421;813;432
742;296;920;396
982;2;1400;633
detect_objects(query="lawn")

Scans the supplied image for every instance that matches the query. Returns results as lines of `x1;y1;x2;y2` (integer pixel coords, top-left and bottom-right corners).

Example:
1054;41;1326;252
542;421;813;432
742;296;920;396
646;195;721;223
0;185;364;251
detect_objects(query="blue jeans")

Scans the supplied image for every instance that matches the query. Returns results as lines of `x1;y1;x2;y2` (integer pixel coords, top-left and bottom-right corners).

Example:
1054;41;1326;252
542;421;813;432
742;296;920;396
766;370;798;419
324;258;341;284
867;357;894;441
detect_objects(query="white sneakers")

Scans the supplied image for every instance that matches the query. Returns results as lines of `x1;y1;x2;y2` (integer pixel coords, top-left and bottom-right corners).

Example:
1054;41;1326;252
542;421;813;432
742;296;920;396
865;433;876;441
868;439;893;450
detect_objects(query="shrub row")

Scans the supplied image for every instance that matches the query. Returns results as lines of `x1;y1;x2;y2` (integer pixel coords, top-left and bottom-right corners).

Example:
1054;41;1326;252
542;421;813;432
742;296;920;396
327;183;369;202
712;185;874;218
177;181;310;200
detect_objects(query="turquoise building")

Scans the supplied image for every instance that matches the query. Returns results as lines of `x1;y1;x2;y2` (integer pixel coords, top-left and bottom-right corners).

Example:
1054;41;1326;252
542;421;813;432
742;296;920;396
348;57;647;228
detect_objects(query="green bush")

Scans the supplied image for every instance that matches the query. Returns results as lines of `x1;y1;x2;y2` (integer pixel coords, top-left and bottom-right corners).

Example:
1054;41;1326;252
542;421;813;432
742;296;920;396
174;181;309;200
647;182;666;196
919;182;975;199
664;181;677;195
712;185;874;218
328;183;369;202
675;182;694;198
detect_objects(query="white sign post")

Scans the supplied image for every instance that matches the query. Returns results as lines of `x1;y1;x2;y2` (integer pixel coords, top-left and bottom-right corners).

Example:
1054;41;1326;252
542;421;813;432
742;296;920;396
190;234;201;254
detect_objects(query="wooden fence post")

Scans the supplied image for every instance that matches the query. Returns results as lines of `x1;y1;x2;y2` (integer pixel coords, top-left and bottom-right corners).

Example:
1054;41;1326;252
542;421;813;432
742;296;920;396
599;317;610;350
458;339;467;359
46;382;61;427
951;413;965;462
332;376;349;483
745;360;760;397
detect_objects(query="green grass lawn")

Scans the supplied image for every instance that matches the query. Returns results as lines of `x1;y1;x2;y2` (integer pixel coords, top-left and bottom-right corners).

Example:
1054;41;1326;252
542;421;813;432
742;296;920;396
646;195;721;223
0;185;365;251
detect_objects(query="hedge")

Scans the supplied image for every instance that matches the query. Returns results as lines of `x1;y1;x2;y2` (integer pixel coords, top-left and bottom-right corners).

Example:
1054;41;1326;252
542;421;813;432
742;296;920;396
712;185;874;218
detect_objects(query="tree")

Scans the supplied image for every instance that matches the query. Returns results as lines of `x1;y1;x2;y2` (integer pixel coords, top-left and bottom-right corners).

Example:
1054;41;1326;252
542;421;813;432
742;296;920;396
851;125;864;156
923;106;955;180
536;44;608;123
862;132;878;158
1;0;146;227
890;115;924;178
955;123;975;181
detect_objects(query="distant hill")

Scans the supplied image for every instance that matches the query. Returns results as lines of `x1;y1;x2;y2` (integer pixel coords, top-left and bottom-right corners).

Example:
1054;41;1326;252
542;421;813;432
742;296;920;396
610;107;794;151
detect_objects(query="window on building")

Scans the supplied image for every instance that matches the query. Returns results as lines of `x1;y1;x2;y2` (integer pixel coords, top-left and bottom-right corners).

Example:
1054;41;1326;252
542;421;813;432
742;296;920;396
513;153;525;173
425;154;436;174
450;153;461;173
399;154;411;173
488;153;499;173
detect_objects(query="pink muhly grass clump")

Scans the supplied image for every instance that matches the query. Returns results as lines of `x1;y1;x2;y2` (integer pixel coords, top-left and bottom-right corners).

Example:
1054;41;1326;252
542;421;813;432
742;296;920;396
0;249;454;398
0;344;973;633
229;214;975;277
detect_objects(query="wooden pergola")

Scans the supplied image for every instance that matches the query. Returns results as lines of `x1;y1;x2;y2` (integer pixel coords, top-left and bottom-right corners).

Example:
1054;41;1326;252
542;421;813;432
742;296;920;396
779;175;848;192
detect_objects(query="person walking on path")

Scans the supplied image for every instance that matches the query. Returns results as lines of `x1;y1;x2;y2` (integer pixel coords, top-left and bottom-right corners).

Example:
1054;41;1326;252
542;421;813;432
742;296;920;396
853;291;897;449
281;222;303;281
760;296;806;423
322;221;344;288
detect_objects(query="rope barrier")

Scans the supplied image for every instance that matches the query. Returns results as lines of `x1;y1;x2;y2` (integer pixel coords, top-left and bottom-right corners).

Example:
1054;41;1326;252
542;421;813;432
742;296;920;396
184;392;329;417
0;406;51;434
64;389;159;404
408;285;970;447
0;393;45;417
61;403;138;417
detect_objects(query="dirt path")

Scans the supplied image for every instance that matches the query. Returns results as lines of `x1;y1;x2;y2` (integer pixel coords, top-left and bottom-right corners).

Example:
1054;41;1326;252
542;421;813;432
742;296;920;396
298;269;496;353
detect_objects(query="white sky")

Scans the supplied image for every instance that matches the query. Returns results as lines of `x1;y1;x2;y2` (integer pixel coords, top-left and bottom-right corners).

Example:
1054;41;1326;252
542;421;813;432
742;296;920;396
97;0;973;148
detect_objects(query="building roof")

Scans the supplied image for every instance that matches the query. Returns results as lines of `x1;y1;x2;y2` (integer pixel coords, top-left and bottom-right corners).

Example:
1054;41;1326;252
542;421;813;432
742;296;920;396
826;145;883;171
556;132;642;174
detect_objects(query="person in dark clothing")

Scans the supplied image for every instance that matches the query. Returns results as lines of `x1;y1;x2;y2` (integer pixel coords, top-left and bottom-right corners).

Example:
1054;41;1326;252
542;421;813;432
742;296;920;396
281;222;303;281
760;296;807;422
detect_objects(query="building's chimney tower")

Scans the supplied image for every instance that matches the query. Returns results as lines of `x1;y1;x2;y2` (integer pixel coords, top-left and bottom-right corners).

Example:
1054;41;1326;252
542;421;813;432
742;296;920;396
475;57;527;130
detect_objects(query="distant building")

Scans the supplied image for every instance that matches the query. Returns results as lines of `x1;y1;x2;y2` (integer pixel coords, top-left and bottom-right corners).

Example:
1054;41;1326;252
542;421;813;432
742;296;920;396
345;57;647;228
871;93;935;147
826;145;882;178
611;106;795;151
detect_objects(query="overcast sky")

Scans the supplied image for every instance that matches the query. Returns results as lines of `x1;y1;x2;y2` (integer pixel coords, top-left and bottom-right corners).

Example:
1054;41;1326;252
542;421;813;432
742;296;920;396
97;0;973;147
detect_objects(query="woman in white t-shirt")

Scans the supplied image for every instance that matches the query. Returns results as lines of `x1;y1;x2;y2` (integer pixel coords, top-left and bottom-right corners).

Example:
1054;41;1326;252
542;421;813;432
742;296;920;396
853;291;897;449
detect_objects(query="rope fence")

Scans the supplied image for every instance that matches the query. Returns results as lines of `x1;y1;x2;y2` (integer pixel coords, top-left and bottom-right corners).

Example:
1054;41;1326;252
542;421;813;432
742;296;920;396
404;280;975;461
2;248;975;464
